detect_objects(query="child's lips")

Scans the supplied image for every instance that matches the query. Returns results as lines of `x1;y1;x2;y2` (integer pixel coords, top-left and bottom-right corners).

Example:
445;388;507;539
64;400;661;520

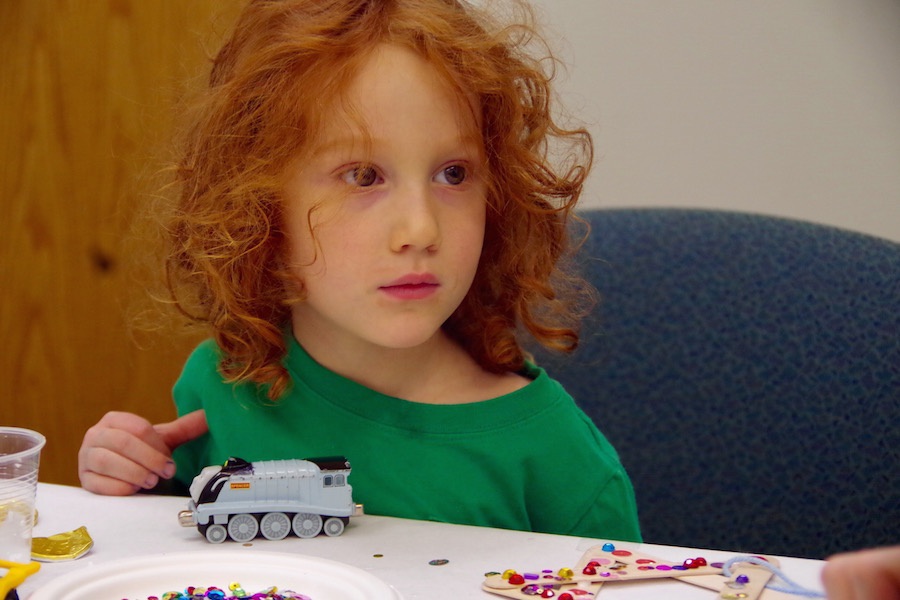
379;274;440;299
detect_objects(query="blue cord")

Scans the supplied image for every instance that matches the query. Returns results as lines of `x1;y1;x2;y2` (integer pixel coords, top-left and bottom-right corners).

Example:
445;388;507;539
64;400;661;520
721;556;825;598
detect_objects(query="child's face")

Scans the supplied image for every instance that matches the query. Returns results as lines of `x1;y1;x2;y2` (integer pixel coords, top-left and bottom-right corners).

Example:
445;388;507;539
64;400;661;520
283;43;487;355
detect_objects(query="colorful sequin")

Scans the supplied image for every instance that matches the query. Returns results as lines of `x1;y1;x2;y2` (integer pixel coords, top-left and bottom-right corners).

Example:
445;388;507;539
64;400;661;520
484;542;727;599
127;584;310;600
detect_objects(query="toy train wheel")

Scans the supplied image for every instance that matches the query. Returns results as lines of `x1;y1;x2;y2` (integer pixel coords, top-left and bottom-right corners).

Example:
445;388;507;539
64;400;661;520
292;512;322;538
323;516;345;537
228;513;259;542
205;524;227;543
260;512;291;540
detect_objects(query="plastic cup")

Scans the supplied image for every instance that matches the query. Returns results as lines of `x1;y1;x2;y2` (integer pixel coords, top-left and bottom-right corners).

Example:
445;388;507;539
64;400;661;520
0;427;46;563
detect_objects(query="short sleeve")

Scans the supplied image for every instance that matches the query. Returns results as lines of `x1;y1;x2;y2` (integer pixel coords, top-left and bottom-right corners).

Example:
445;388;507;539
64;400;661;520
170;339;222;486
564;466;642;542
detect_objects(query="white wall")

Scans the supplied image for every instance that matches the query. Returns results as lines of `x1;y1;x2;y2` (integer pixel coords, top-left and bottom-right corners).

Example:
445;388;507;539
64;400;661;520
527;0;900;242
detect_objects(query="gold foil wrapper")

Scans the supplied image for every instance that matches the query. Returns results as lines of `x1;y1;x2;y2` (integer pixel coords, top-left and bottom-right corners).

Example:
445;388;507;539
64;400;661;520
31;526;93;562
0;501;34;526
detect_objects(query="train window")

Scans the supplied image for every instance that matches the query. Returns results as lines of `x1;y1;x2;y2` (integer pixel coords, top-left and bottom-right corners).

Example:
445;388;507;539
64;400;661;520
323;475;333;487
335;474;345;486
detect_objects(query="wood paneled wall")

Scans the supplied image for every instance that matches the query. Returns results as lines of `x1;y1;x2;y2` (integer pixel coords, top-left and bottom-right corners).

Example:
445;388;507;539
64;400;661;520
1;1;243;485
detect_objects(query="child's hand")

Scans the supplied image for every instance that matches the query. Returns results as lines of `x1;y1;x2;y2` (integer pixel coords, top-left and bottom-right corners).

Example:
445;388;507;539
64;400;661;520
822;545;900;600
78;410;208;495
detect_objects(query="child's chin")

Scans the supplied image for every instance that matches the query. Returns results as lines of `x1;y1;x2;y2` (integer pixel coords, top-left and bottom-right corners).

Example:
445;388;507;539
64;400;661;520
374;328;446;351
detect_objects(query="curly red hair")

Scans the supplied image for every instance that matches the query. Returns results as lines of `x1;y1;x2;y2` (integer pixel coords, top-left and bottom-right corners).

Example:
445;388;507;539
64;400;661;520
164;0;595;399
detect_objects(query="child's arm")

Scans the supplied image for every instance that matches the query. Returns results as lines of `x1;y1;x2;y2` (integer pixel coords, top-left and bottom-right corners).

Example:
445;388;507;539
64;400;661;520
78;410;207;496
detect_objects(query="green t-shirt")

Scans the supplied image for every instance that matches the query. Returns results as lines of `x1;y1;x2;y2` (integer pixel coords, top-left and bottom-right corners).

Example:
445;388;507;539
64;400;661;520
172;336;641;542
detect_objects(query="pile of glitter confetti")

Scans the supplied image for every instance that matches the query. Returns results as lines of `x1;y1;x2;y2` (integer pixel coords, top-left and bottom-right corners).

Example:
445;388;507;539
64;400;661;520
133;583;311;600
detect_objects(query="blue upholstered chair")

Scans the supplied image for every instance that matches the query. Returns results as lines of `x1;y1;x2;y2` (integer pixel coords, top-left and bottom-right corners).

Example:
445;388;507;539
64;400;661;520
539;208;900;559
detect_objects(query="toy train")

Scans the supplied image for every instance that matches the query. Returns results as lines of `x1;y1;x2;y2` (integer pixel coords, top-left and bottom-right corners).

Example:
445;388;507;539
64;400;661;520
178;456;362;543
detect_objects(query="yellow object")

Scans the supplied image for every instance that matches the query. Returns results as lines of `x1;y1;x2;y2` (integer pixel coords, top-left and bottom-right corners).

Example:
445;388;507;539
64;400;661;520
30;526;94;562
0;559;40;599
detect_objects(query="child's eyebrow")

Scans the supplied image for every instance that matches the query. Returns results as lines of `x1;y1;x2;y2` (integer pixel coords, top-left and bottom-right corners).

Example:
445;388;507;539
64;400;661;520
307;136;367;157
310;133;484;159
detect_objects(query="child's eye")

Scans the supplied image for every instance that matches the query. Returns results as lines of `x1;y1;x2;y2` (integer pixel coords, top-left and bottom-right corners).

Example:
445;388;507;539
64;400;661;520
340;165;380;187
435;164;467;185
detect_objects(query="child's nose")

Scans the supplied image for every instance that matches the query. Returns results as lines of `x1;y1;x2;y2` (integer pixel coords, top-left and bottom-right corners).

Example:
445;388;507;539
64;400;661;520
389;186;441;253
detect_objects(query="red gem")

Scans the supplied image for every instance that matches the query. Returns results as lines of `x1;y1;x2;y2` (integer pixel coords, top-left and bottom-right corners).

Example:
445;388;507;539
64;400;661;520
611;550;632;557
558;595;574;600
582;566;597;575
682;556;708;569
508;574;525;585
541;590;555;598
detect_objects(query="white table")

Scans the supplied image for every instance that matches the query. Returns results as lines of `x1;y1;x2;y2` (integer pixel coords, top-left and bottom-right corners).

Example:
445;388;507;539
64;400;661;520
20;483;826;599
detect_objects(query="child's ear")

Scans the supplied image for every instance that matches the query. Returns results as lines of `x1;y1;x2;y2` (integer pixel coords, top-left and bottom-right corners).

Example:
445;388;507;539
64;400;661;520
281;269;308;306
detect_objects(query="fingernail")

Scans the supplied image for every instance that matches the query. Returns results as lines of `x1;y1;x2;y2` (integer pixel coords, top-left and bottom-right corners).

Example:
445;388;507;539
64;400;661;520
143;473;159;489
162;461;176;479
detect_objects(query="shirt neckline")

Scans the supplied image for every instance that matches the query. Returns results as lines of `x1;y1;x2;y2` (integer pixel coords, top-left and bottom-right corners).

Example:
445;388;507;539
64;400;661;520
282;334;562;434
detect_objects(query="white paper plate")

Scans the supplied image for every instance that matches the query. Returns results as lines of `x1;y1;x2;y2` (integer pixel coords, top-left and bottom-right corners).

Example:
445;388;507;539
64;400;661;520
28;550;401;600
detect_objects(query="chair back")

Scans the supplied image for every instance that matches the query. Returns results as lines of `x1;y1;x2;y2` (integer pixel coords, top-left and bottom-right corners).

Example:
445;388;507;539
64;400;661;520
541;208;900;558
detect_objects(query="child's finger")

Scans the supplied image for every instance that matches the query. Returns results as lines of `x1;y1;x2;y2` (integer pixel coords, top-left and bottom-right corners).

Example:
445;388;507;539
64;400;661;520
92;411;171;456
154;409;208;451
79;469;141;496
82;416;174;481
78;445;160;494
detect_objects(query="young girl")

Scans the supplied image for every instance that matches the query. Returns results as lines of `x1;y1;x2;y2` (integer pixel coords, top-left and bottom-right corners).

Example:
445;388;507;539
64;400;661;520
79;0;641;542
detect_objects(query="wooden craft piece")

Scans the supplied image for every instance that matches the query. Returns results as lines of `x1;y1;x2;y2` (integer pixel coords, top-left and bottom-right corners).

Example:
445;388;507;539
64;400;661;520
654;557;782;599
717;559;777;600
482;543;722;599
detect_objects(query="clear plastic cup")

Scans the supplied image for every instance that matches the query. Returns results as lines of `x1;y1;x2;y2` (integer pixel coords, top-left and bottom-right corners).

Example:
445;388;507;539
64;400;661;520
0;427;46;563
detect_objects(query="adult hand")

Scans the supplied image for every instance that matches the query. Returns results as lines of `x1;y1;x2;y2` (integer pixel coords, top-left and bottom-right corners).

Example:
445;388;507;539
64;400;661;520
78;410;207;495
822;545;900;600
